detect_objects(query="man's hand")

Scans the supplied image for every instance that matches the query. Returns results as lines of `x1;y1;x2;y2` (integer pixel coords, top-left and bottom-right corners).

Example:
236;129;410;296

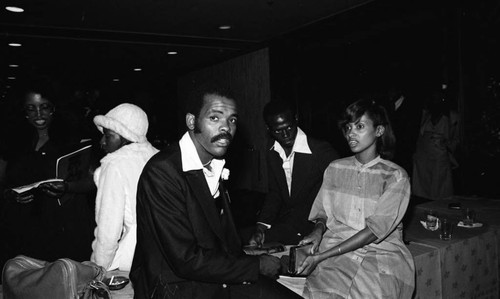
298;224;324;254
258;254;282;279
248;224;268;247
38;181;67;198
249;231;265;247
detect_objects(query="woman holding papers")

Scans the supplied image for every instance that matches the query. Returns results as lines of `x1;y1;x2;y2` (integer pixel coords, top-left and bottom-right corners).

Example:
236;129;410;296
0;77;96;268
296;99;415;298
91;103;158;272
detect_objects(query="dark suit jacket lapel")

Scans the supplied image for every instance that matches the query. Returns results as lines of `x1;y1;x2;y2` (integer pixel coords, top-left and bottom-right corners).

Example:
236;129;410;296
185;170;225;242
219;181;242;252
268;151;290;200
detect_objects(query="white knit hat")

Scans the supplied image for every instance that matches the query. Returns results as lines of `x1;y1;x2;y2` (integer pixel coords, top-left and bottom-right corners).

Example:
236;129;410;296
93;103;149;143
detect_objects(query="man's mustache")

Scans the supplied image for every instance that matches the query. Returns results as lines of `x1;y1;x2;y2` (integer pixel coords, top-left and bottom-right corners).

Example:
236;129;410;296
211;133;233;143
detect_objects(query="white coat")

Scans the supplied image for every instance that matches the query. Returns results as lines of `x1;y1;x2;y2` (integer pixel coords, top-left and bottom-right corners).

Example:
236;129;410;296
91;142;158;271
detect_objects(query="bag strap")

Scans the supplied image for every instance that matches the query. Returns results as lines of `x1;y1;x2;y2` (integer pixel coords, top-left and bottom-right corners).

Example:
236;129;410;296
78;261;110;299
81;280;111;299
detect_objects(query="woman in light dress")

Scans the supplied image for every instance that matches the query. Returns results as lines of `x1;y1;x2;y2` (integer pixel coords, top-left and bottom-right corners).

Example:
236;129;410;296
297;99;415;299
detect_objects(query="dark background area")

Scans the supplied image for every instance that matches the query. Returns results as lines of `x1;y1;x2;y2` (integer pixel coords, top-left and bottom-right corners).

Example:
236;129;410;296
2;0;500;197
268;0;500;197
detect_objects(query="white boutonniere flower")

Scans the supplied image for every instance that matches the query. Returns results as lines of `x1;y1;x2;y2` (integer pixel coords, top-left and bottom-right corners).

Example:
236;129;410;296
221;168;230;181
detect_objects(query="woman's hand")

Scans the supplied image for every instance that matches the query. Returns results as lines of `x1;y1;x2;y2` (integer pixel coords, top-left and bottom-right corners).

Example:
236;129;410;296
4;189;34;204
296;254;320;276
38;181;67;198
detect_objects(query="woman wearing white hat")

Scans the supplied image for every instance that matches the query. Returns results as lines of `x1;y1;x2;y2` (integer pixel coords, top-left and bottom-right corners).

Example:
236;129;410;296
91;103;159;272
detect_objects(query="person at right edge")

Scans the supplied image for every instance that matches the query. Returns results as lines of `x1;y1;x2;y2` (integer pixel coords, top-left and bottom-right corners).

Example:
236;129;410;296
412;90;459;200
130;84;301;299
297;99;415;298
248;99;338;246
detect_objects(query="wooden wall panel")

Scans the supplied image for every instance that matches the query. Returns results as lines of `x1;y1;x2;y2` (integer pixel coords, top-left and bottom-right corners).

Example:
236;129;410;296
178;48;270;193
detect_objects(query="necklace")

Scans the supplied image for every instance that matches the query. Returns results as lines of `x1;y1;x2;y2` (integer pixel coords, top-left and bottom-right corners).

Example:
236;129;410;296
203;160;212;167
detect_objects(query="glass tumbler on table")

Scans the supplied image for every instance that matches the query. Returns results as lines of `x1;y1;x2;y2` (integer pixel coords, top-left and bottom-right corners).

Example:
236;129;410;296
463;208;476;226
440;218;453;240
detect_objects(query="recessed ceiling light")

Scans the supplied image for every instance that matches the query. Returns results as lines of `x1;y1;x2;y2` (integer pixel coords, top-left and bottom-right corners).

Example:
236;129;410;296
7;77;16;80
112;78;120;82
9;64;19;67
5;6;24;13
167;51;178;55
218;25;231;30
8;43;22;47
133;68;142;72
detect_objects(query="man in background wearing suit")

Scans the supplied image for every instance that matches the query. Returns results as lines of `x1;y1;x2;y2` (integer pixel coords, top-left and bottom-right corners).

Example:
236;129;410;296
130;85;301;299
248;99;338;246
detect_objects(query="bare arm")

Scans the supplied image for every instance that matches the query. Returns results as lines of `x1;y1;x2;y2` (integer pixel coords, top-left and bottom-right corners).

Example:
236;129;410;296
297;226;377;275
318;227;376;260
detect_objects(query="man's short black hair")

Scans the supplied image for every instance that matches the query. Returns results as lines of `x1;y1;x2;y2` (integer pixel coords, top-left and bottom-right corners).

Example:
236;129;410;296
185;81;236;118
262;99;297;124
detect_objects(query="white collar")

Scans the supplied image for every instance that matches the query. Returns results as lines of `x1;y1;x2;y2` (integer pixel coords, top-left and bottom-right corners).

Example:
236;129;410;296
179;132;226;172
271;127;312;155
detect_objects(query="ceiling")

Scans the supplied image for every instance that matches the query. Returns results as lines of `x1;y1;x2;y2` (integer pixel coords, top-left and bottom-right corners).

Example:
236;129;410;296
0;0;375;88
2;0;499;100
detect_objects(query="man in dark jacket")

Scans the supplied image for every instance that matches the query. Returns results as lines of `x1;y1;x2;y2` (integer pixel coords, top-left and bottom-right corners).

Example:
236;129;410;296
130;85;300;299
249;100;338;246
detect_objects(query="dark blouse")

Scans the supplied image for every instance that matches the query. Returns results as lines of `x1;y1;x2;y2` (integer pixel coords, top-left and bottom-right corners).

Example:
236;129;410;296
0;138;95;268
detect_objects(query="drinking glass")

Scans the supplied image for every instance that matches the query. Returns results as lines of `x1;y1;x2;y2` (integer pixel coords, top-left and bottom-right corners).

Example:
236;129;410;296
440;218;453;240
463;208;475;226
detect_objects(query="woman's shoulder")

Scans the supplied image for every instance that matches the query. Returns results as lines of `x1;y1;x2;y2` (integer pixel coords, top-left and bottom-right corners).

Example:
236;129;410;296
120;142;159;155
449;110;459;124
332;155;354;163
326;156;355;170
107;144;181;176
376;158;409;181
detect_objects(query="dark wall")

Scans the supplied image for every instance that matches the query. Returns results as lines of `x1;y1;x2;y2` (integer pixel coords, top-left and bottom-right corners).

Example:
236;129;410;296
268;0;500;197
178;48;271;193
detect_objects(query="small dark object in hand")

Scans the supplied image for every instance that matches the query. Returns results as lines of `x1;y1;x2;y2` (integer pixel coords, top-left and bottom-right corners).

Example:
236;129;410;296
103;276;130;291
288;243;313;276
